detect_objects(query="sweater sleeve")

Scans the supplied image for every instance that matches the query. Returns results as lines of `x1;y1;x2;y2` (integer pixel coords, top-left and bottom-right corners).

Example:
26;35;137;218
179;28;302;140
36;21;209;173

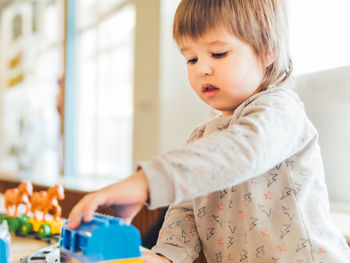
151;200;201;263
140;88;317;209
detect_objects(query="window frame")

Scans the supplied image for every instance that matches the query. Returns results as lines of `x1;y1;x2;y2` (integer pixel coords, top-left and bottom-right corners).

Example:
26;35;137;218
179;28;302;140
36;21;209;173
63;0;161;183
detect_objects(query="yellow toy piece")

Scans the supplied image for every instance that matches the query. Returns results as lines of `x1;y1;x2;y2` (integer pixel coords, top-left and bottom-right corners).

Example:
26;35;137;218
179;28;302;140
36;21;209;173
28;218;64;236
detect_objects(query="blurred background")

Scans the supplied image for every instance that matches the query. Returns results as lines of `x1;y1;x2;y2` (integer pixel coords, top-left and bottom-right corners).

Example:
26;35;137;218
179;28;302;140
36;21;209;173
0;0;349;205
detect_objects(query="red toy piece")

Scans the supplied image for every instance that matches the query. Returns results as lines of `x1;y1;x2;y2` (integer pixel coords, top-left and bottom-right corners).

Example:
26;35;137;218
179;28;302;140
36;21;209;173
4;181;33;217
31;184;65;221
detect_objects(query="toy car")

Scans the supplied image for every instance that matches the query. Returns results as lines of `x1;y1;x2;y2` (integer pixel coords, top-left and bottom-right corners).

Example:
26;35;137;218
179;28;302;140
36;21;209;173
1;182;65;243
0;214;64;240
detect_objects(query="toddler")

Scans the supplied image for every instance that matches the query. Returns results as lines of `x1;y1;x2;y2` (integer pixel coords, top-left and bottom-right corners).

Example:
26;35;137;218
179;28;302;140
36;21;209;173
68;0;350;262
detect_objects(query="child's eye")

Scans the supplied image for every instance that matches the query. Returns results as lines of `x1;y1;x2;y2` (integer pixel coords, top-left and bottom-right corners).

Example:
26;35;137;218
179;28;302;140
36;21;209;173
212;52;228;58
187;58;198;64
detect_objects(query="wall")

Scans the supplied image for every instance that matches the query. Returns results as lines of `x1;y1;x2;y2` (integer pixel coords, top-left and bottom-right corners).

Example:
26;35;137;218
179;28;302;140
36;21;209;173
158;0;211;154
132;0;161;168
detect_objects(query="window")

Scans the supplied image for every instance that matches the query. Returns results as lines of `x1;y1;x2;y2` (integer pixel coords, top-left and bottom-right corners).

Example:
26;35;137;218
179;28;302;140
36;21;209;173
74;0;135;180
289;0;350;75
0;1;63;182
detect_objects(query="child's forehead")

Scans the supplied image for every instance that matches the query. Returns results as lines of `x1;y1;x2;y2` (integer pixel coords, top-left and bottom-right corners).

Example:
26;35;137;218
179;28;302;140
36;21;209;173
177;25;231;42
177;27;239;50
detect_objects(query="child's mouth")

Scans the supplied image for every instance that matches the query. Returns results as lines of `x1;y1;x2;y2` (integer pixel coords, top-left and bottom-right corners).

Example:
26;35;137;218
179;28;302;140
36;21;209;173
202;85;220;98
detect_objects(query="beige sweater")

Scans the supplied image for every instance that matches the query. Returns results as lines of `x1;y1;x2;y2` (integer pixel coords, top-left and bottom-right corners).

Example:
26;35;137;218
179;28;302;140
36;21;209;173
140;86;350;263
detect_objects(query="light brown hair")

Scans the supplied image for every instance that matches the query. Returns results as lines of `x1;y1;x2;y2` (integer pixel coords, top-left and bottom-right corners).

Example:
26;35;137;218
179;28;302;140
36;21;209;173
173;0;293;91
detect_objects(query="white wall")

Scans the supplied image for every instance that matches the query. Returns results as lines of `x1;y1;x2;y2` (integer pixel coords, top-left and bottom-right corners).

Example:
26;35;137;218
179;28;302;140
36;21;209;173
289;0;350;75
295;66;350;202
132;0;161;168
158;0;211;154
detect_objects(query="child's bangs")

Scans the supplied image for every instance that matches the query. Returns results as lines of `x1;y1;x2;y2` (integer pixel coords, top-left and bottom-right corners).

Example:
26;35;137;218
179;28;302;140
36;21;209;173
173;0;236;43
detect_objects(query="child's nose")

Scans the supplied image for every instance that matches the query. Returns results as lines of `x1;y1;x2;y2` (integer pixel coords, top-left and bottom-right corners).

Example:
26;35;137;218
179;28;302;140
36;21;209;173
197;61;213;77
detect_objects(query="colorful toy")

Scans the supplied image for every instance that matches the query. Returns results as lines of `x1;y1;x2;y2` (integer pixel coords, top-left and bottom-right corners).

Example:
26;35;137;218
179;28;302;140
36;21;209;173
30;184;65;220
4;181;33;217
60;213;144;262
0;182;65;241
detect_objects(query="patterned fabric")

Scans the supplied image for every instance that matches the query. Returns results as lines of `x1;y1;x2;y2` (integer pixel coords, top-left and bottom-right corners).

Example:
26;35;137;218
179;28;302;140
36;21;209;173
140;86;350;263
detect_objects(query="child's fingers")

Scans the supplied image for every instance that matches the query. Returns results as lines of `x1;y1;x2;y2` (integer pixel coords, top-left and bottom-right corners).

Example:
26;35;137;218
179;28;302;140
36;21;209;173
67;213;81;229
68;194;100;229
67;205;85;229
68;208;93;228
83;208;95;222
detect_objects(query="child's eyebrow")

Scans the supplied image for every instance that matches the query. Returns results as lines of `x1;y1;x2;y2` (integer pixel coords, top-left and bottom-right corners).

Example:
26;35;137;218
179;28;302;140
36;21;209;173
180;40;231;54
180;47;190;54
207;40;230;45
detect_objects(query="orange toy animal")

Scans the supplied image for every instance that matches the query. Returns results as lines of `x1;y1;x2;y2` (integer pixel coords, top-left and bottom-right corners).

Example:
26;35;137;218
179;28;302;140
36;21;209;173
30;184;65;221
4;181;33;217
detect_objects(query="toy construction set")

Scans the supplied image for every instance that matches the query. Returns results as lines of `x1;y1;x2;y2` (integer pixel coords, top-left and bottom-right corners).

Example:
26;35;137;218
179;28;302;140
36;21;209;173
0;181;144;263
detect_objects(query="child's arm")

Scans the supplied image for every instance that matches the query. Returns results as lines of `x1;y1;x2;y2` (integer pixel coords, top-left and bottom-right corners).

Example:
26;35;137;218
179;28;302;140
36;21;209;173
140;89;316;209
68;169;149;228
150;201;201;263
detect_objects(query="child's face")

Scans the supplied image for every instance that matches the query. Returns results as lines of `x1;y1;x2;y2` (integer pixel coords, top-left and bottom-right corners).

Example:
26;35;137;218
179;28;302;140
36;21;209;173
179;27;266;116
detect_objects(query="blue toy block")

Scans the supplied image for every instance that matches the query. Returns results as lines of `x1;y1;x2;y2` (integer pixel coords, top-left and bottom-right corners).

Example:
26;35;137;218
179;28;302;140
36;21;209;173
0;221;11;263
60;213;143;262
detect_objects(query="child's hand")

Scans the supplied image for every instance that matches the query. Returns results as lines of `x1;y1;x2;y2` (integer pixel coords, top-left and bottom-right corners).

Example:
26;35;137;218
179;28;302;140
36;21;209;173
143;251;172;263
68;169;149;229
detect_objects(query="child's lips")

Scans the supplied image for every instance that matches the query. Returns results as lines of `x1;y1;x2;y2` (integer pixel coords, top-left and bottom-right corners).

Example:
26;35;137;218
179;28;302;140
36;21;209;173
202;84;220;98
